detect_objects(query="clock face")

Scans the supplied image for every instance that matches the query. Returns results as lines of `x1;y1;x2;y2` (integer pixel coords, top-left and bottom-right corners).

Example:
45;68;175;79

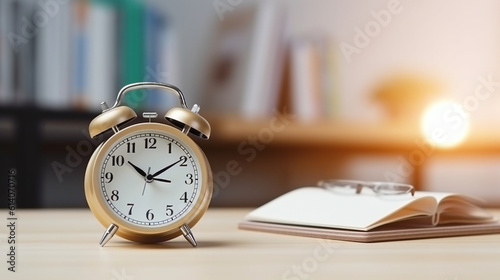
97;127;202;227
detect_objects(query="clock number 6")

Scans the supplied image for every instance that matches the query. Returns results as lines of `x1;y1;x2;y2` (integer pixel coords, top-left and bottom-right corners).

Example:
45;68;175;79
146;209;154;221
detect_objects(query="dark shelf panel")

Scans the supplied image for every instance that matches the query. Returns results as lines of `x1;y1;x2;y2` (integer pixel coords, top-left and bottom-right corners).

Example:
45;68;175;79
0;106;98;208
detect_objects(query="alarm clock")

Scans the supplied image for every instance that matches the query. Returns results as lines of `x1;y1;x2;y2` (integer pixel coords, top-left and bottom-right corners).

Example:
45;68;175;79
84;82;213;247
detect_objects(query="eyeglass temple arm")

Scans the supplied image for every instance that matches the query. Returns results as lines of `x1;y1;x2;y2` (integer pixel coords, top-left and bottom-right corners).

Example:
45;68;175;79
355;184;363;194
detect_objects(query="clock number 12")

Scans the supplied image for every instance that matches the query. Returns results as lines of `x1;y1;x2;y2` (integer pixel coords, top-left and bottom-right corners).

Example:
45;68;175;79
145;138;157;149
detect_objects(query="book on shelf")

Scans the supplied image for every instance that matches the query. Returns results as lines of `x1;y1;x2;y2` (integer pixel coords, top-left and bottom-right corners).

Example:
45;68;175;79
203;1;286;119
0;0;14;104
1;0;37;105
143;5;179;112
80;0;118;111
239;186;500;242
288;35;342;121
289;37;324;121
35;0;72;109
0;0;175;112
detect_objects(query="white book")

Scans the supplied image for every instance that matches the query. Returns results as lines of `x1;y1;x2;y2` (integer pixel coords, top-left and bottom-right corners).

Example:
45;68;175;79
156;25;180;110
290;38;324;121
16;1;36;105
84;2;117;111
144;7;178;111
244;187;495;232
241;1;285;119
35;1;72;109
203;1;285;119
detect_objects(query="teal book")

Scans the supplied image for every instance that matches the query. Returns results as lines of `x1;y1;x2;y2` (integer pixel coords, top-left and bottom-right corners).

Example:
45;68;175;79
118;0;145;109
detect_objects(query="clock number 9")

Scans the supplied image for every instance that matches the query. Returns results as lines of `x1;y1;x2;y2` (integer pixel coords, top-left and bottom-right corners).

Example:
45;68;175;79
104;172;113;183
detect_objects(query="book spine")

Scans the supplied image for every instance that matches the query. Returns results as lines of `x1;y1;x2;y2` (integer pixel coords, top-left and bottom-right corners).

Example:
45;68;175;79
15;1;36;105
324;41;341;119
119;0;145;110
34;0;72;109
241;2;285;118
85;0;117;111
0;0;14;104
144;6;178;111
290;38;323;121
71;0;88;110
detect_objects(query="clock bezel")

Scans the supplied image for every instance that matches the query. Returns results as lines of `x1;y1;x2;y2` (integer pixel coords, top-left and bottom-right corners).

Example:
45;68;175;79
85;122;213;243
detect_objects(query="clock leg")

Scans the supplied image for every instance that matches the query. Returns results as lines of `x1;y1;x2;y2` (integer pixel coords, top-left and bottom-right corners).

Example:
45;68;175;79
180;224;197;247
99;223;119;247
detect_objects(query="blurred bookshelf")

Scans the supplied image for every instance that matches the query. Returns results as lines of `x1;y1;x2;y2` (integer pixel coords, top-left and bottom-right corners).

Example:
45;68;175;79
0;0;177;208
2;0;500;208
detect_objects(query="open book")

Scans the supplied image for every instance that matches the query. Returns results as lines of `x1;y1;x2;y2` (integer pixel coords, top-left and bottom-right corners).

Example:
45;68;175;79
239;187;500;242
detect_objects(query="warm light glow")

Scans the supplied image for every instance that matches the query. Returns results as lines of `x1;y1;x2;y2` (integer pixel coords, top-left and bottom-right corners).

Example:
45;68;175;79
421;101;469;148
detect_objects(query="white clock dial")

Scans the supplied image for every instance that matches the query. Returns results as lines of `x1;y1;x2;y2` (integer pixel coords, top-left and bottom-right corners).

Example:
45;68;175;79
98;130;201;226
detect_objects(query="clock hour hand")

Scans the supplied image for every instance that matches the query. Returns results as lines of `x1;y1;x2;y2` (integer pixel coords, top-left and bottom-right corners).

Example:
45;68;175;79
149;158;183;179
128;161;147;178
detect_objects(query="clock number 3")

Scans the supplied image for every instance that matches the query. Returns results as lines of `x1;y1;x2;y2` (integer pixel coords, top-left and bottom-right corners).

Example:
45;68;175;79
185;173;194;185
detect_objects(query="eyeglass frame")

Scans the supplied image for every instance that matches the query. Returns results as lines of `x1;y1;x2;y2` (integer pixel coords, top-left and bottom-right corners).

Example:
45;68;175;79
317;179;415;196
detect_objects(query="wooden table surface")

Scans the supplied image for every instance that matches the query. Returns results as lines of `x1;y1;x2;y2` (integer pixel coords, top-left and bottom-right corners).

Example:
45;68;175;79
1;208;500;279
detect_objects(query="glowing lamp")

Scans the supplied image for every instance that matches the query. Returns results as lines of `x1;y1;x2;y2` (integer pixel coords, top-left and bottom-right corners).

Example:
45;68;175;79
421;101;469;148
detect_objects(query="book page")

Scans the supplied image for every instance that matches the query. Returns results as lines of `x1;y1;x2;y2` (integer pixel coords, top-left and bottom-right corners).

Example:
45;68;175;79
415;192;496;225
246;187;439;231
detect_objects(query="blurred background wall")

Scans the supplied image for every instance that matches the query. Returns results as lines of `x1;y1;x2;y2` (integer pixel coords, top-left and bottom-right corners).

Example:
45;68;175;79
2;0;500;207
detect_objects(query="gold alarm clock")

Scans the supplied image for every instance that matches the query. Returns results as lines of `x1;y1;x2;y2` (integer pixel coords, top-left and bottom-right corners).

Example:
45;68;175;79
84;82;212;247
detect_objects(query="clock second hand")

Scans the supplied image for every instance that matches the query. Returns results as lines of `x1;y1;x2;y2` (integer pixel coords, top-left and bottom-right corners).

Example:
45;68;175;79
142;167;151;196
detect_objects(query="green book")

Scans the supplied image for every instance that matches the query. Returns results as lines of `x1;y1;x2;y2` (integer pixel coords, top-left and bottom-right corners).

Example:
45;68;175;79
118;0;145;109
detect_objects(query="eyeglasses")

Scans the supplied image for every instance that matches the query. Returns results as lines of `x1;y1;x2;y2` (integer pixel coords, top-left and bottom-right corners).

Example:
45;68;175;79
317;179;415;196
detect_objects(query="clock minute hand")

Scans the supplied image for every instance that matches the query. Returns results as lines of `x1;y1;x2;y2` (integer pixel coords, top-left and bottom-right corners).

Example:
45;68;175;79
128;161;147;177
150;158;183;179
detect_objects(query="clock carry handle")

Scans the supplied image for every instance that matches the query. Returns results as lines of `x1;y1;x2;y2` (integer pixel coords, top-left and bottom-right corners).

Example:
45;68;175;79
88;82;211;140
111;82;189;110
